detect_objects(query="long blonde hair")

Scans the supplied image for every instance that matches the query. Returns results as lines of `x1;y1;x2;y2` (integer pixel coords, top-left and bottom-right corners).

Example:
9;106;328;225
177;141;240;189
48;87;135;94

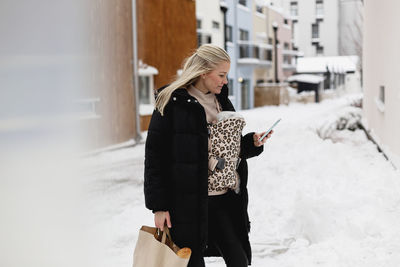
155;44;230;115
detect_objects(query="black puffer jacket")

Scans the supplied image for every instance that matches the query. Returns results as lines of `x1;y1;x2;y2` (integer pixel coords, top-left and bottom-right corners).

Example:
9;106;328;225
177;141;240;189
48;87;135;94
144;85;263;264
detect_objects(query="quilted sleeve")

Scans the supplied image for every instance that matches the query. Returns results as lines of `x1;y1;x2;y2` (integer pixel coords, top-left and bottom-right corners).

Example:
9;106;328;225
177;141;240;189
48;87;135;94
144;107;172;213
240;132;264;160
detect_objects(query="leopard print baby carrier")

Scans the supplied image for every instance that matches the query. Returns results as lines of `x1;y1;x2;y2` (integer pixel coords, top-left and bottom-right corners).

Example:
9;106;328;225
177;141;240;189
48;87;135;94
207;111;246;195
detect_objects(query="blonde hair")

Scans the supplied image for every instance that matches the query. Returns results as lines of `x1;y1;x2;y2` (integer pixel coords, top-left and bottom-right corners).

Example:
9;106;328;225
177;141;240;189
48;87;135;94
155;44;230;115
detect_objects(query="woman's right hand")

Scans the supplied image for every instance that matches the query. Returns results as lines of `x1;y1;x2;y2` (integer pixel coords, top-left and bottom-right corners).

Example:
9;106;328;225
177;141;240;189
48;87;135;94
154;211;172;229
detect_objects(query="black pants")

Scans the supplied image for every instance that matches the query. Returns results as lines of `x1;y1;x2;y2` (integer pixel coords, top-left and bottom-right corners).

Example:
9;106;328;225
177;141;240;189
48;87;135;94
208;191;248;267
187;191;248;267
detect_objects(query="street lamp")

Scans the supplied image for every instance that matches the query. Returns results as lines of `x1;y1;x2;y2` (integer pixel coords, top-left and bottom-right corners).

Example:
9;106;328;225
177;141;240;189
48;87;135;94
220;1;228;51
272;21;279;84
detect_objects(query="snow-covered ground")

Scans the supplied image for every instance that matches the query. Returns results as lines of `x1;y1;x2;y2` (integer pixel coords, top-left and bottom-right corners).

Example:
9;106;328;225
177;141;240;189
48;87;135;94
83;94;400;267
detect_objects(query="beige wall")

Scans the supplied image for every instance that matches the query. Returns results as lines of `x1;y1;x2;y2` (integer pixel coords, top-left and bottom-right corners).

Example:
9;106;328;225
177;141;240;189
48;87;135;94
363;0;400;167
266;6;295;82
252;2;272;83
84;0;138;150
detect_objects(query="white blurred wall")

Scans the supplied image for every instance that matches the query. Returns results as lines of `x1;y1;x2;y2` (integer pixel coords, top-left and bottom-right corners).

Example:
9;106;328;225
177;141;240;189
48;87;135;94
363;0;400;168
0;1;94;266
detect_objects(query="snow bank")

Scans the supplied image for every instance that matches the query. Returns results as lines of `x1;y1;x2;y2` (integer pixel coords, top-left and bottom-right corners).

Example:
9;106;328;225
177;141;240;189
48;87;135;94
83;94;400;267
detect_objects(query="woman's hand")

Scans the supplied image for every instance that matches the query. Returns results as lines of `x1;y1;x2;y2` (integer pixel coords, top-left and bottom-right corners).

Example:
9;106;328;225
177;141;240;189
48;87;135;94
253;130;273;147
154;211;172;230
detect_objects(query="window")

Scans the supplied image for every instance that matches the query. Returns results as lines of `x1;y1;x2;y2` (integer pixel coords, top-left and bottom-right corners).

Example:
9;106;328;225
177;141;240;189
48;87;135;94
196;19;202;29
228;79;234;96
212;21;220;29
239;45;250;58
239;29;250;58
253;46;260;59
284;42;290;50
283;55;291;64
256;5;263;13
241;79;250;110
316;46;324;55
139;76;151;104
266;50;272;61
197;33;212;47
379;86;385;104
290;1;298;16
268;37;273;45
312;23;319;38
239;29;249;40
226;25;233;42
316;0;324;16
239;0;247;7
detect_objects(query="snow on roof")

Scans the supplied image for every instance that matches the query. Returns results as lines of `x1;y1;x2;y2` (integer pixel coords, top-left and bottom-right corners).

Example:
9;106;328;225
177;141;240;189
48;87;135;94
238;58;261;64
138;60;158;76
297;56;358;74
287;74;324;84
139;66;158;76
255;0;270;6
219;0;228;9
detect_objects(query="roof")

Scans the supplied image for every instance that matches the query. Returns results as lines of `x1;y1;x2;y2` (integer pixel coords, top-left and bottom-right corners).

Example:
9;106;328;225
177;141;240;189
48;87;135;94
138;65;158;76
287;74;324;84
297;56;358;74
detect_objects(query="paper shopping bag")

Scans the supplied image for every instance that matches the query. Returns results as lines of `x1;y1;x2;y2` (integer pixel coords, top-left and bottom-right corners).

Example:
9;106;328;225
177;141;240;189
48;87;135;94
133;225;191;267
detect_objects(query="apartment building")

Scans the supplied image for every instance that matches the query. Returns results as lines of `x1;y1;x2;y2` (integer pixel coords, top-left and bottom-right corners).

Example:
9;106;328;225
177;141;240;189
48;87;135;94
252;1;273;85
265;4;297;82
137;0;197;130
277;0;362;58
196;0;299;109
196;0;225;48
279;0;340;57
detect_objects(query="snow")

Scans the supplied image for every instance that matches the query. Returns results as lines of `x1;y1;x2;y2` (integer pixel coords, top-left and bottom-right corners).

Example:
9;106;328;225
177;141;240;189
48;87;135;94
83;94;400;267
138;65;158;76
287;74;324;84
139;104;155;115
138;60;158;76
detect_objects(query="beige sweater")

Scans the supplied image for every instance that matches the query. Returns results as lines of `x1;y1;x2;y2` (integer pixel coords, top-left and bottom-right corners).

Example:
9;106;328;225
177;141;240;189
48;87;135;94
187;85;221;123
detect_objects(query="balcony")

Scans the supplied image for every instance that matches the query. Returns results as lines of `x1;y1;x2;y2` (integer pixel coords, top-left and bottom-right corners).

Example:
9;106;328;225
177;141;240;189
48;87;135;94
316;7;324;20
282;49;299;56
282;63;297;70
237;40;273;66
311;37;321;44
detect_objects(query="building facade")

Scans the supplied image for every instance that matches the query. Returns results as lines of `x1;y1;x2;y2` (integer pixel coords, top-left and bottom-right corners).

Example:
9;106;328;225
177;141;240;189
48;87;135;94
363;0;400;168
196;0;225;48
82;0;140;149
280;0;340;57
265;4;297;82
252;1;274;85
137;0;197;130
137;0;197;90
277;0;363;58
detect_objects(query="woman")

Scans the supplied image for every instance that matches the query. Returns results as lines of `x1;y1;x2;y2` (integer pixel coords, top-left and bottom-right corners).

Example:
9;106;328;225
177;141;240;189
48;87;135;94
144;44;272;267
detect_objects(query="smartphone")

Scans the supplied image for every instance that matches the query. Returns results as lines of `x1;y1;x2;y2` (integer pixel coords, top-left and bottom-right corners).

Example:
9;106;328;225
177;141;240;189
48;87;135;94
258;118;281;142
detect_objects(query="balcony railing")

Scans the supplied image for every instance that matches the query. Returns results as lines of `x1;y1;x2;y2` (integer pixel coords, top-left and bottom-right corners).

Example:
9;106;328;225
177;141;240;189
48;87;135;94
282;49;299;56
282;63;297;70
238;42;273;66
